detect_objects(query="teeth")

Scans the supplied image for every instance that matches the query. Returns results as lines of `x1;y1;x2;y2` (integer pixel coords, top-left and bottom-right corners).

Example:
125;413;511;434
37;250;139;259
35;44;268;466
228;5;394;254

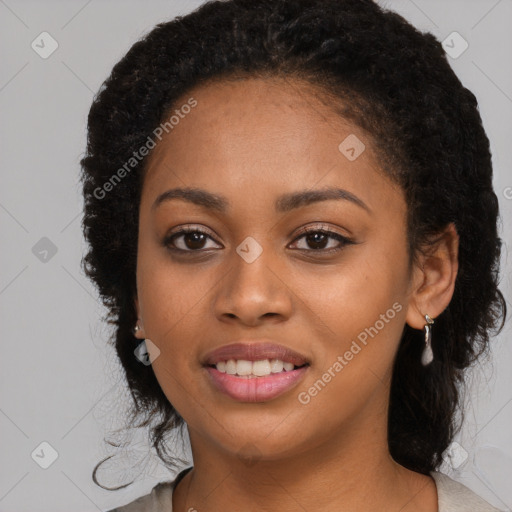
253;360;271;376
236;360;252;376
270;359;284;373
283;361;294;371
225;359;237;375
214;358;302;376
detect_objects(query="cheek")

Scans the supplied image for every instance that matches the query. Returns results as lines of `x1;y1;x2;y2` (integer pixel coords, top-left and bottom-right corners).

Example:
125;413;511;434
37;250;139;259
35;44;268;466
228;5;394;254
311;248;407;330
291;252;408;426
136;250;211;364
137;259;209;414
304;234;409;367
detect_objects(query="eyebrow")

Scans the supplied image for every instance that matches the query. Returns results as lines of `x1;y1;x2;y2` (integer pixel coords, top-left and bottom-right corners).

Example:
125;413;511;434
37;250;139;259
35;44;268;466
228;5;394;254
152;186;371;214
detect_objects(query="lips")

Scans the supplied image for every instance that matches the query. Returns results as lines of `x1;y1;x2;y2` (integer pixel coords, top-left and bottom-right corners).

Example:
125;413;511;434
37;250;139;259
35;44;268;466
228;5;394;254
202;341;310;367
205;365;309;402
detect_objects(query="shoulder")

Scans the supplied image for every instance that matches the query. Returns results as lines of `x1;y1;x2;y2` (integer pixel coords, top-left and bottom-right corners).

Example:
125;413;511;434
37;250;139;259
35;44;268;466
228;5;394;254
430;471;503;512
105;481;174;512
105;467;193;512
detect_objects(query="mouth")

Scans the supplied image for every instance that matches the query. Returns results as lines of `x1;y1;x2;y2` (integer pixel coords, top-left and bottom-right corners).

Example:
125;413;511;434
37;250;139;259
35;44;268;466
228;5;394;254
201;341;311;402
205;359;309;378
202;341;310;367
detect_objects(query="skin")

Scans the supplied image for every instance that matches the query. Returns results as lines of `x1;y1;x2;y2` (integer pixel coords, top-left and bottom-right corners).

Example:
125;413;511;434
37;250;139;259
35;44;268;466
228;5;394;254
133;76;459;512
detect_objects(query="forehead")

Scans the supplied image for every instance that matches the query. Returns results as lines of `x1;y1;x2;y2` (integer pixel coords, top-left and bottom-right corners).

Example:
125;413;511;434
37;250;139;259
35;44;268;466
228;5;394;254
141;76;400;214
148;76;351;166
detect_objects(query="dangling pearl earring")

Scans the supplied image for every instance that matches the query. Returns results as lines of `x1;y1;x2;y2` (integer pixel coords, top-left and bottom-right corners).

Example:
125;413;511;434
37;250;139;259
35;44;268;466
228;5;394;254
421;314;435;366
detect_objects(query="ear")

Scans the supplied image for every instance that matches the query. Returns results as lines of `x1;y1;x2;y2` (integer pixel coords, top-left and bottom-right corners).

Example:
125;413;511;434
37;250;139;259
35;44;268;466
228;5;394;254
405;223;459;330
133;294;146;339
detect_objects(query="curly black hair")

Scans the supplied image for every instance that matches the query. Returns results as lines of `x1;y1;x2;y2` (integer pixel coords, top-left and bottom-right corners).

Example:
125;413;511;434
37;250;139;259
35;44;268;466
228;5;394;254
80;0;507;489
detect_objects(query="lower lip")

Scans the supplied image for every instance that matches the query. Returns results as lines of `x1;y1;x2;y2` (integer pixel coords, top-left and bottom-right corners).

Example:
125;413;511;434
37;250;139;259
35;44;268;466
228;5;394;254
204;365;309;402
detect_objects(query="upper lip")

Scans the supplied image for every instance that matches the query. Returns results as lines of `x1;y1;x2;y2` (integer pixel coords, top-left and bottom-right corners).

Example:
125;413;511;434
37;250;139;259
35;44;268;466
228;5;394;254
202;341;310;366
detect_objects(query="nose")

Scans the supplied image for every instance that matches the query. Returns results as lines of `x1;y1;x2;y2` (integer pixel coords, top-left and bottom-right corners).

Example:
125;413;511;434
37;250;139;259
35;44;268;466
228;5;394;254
213;248;293;327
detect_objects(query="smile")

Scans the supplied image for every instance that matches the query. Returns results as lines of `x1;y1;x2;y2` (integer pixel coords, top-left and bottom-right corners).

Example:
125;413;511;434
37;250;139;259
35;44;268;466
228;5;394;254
204;362;310;402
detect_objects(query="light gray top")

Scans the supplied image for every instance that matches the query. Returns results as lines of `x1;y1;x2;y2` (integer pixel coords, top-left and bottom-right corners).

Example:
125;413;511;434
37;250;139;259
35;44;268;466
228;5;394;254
430;471;501;511
107;468;502;511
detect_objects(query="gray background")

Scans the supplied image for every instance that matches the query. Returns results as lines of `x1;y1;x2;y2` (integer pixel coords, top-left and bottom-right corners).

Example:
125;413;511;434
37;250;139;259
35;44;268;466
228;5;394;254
0;0;511;510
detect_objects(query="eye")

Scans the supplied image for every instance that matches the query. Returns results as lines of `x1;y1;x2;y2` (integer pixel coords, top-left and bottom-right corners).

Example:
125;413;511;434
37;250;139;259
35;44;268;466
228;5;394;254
163;224;354;255
289;224;353;254
163;226;222;252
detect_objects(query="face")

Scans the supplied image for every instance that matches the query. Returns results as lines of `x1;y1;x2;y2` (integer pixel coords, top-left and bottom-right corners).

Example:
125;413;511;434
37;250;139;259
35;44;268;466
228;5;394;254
135;77;415;464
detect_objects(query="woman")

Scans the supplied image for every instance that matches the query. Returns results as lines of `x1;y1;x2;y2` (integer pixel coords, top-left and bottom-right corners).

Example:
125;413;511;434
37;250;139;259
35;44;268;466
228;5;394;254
80;0;507;510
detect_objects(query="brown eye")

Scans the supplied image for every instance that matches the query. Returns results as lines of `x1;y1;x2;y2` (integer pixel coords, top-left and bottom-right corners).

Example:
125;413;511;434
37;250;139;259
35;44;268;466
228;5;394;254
163;228;221;252
289;227;353;253
303;231;329;250
180;231;208;250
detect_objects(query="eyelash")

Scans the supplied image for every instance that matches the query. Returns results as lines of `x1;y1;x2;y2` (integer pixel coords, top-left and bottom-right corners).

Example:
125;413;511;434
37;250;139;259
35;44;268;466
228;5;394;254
163;224;354;256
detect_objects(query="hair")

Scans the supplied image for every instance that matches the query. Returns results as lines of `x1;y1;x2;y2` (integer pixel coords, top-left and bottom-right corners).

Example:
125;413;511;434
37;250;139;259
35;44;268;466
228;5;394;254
80;0;507;489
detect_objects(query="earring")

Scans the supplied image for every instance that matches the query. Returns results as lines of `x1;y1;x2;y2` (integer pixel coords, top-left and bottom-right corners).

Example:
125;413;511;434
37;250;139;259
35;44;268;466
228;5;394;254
421;314;434;366
133;324;141;335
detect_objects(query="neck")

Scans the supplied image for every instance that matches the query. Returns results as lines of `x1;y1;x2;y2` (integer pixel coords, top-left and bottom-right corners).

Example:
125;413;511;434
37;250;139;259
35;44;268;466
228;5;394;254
172;416;437;512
